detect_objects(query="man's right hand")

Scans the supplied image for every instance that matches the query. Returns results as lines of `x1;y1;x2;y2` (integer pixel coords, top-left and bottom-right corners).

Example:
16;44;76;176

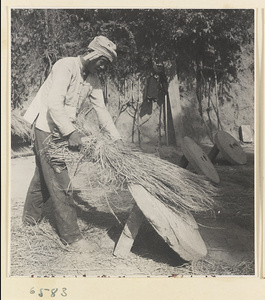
67;130;82;151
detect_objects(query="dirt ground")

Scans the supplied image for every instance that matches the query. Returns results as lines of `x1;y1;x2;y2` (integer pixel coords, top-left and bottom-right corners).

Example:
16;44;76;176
9;142;255;277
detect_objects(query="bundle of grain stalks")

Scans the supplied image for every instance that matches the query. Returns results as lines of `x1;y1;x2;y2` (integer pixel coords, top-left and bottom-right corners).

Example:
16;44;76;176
11;109;31;142
44;113;218;218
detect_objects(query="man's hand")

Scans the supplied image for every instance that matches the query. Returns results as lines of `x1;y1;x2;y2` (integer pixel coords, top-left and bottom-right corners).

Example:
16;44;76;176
67;130;82;151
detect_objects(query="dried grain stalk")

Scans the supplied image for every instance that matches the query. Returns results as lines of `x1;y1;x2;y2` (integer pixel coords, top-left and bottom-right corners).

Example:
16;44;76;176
44;114;218;217
11;110;31;141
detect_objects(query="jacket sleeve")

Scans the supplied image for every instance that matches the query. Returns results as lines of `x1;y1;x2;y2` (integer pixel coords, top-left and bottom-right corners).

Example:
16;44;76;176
46;59;76;136
90;79;122;141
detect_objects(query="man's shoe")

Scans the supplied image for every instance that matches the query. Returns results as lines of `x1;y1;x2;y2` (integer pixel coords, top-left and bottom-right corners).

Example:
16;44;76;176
70;239;98;253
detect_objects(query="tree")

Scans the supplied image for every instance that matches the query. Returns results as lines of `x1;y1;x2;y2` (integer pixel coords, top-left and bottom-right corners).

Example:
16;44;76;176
11;9;254;141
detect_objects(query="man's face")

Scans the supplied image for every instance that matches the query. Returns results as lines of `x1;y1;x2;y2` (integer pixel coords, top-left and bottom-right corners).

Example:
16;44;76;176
93;56;110;73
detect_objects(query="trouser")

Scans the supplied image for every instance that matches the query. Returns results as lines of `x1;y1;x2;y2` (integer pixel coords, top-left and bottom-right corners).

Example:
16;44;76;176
22;128;82;244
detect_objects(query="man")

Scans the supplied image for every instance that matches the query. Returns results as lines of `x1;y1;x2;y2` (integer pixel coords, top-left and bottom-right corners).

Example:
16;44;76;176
23;36;122;253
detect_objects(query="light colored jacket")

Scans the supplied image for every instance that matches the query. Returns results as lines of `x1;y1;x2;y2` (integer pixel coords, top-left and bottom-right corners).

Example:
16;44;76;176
24;56;121;140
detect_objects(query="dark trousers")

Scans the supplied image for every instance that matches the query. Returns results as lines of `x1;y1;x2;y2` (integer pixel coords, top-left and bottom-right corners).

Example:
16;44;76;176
22;128;82;244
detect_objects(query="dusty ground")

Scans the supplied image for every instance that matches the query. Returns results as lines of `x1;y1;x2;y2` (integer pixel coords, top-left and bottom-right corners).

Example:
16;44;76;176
9;143;255;277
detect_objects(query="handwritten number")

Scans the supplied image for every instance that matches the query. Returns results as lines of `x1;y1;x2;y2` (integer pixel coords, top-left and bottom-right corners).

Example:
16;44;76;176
30;287;67;297
51;288;58;297
61;288;67;297
38;288;43;297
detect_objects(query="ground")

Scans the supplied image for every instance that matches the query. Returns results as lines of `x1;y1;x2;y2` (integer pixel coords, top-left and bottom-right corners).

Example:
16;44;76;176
9;142;255;277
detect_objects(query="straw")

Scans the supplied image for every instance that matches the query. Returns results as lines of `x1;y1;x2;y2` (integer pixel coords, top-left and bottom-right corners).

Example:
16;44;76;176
11;110;31;142
43;113;218;219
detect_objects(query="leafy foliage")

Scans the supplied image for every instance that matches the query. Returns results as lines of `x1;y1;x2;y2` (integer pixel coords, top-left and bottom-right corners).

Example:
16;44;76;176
11;9;254;114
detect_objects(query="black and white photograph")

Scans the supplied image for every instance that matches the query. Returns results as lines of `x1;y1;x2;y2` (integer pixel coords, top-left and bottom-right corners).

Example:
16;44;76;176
9;8;256;278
